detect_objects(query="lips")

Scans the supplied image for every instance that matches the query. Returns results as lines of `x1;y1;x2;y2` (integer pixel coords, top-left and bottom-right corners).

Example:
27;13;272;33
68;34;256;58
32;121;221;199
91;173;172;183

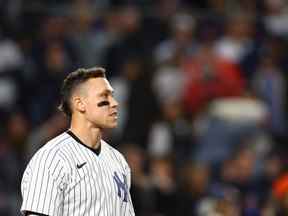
110;111;118;120
109;111;118;116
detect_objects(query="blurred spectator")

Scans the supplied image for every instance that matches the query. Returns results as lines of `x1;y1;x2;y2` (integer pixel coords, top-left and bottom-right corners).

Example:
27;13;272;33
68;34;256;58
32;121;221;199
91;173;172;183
70;1;121;67
0;32;24;112
104;5;146;77
273;173;288;215
214;13;255;64
154;12;197;65
150;46;194;163
120;57;159;149
6;112;29;162
197;196;240;216
263;0;288;37
26;14;80;125
27;40;72;125
252;52;286;135
0;115;22;216
193;97;267;166
182;44;245;115
152;47;185;105
148;100;194;165
176;162;211;215
150;156;177;216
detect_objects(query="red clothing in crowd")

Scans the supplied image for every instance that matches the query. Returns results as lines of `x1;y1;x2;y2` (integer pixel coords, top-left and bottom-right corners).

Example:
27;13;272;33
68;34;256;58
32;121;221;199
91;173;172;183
182;55;245;114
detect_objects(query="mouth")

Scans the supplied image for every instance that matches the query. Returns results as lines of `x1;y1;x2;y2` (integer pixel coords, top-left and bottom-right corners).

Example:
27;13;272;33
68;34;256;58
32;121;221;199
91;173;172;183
109;111;118;118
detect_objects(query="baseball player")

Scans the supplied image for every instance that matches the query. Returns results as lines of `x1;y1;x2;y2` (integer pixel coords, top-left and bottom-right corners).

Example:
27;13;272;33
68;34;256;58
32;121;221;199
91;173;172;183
21;67;135;215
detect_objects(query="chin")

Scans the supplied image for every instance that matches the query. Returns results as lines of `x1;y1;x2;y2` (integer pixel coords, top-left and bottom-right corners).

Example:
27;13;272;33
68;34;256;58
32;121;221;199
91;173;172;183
106;122;118;129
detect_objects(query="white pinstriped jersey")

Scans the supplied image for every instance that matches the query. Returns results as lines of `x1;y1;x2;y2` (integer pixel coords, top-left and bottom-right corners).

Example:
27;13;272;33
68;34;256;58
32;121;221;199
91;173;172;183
21;131;135;216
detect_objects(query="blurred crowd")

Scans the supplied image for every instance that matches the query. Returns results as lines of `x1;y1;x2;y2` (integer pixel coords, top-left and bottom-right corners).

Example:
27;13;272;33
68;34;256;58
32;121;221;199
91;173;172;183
1;0;288;215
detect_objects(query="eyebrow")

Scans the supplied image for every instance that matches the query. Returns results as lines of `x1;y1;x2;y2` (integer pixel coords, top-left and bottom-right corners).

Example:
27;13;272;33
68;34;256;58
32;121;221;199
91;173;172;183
99;89;114;96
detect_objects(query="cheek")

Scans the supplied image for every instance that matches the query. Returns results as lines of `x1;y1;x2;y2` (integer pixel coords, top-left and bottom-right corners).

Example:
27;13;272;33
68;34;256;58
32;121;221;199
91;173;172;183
88;102;108;116
85;99;110;118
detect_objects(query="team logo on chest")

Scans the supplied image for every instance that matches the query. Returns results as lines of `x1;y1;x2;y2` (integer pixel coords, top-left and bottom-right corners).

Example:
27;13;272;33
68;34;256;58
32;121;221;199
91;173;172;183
113;171;128;202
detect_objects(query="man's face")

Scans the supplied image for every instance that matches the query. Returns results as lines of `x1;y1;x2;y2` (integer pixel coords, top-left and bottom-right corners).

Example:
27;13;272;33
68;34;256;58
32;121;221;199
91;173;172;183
80;78;119;129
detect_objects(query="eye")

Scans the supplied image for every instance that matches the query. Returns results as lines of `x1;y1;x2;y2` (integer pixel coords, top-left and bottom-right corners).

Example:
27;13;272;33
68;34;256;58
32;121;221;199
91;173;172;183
100;90;113;98
101;93;108;98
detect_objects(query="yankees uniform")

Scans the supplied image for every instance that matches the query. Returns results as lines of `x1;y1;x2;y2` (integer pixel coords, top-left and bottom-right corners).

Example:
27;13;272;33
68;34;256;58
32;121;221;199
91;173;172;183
21;131;135;216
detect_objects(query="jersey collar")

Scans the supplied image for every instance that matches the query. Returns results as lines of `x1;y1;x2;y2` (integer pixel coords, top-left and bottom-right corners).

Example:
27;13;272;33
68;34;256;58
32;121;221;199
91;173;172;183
66;130;101;156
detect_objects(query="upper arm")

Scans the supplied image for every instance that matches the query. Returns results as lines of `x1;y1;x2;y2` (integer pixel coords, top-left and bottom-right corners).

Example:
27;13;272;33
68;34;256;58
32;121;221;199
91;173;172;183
21;149;67;216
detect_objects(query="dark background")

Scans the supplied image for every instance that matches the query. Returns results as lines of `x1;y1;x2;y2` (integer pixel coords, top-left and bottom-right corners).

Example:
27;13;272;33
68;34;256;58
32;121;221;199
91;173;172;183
1;0;288;215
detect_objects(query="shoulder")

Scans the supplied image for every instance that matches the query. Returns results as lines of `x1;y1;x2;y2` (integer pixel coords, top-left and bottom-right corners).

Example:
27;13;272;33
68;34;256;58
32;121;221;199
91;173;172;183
25;132;72;173
44;131;72;151
102;140;128;166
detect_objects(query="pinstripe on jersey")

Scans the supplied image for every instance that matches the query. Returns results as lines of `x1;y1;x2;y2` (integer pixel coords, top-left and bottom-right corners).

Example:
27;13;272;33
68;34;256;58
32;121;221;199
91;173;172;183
21;131;135;216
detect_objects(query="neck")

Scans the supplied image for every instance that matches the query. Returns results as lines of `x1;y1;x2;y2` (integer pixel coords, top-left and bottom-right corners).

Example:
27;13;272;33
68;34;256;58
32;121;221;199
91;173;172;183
69;115;101;150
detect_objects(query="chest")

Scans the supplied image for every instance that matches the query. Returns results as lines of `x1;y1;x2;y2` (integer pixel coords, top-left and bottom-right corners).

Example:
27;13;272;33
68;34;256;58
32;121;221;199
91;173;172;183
65;151;129;206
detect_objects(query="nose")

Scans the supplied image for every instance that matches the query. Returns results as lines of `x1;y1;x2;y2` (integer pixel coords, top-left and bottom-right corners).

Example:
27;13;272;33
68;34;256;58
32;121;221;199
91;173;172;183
110;96;119;108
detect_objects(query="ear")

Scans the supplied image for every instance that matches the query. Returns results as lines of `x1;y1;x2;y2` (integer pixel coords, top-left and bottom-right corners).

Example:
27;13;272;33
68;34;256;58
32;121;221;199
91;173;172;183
72;96;86;113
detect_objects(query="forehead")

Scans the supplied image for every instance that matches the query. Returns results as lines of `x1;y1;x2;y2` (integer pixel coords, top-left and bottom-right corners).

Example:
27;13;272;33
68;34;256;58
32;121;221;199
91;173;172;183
84;77;113;94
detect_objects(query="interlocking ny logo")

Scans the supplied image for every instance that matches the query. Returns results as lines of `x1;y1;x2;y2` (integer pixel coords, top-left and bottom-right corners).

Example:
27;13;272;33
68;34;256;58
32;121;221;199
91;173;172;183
113;171;128;202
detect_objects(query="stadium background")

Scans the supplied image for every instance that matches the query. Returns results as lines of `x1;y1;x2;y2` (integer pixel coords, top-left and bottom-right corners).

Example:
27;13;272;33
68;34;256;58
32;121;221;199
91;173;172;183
1;0;288;215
